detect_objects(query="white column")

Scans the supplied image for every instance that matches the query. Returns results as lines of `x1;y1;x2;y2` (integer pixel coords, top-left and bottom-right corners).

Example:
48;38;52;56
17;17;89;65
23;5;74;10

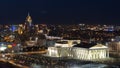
90;50;92;60
97;50;99;59
100;50;101;58
95;50;97;59
102;50;104;58
83;50;85;60
93;50;95;59
95;50;96;59
81;50;83;59
103;50;105;58
107;49;109;58
105;50;107;58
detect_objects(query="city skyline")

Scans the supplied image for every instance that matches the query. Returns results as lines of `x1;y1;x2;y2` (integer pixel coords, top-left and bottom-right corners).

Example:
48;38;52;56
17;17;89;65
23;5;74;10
0;1;120;68
0;0;119;25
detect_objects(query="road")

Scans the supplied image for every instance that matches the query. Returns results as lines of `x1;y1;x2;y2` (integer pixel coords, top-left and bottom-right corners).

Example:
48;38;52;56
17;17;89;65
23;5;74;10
0;50;47;68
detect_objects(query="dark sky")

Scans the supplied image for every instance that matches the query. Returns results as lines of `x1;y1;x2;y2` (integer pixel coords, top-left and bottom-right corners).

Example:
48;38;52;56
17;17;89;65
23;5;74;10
0;0;119;25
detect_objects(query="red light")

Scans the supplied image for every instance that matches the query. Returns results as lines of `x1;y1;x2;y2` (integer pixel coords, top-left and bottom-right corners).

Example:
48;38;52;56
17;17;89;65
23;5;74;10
12;43;16;46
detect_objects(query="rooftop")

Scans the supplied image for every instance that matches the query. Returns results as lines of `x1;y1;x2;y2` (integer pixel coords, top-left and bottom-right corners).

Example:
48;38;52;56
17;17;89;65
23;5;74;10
73;42;96;48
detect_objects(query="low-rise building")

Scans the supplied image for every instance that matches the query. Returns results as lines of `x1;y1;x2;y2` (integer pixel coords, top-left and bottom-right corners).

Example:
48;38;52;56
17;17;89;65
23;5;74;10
55;40;80;47
108;37;120;57
47;42;109;60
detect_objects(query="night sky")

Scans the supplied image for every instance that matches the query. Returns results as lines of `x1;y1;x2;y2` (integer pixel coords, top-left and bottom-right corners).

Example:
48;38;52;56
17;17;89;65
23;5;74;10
0;0;119;25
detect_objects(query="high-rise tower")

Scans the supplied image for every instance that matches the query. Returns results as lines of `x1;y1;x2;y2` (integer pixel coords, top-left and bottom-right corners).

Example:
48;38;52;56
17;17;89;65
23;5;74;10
25;13;32;32
25;13;32;26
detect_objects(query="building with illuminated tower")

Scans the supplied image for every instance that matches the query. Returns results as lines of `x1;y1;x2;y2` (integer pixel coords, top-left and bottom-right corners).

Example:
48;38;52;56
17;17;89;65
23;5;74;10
25;13;32;32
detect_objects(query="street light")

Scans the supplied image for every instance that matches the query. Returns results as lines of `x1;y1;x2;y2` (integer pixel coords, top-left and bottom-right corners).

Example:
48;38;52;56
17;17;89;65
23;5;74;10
111;38;114;42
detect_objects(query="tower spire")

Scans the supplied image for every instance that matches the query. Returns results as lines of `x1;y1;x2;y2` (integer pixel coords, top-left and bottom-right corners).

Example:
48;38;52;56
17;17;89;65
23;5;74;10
25;12;32;29
26;12;32;23
28;12;30;16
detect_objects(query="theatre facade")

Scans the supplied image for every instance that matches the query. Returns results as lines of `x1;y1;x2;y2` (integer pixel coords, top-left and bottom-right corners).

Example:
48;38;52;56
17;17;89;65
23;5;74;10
47;42;109;60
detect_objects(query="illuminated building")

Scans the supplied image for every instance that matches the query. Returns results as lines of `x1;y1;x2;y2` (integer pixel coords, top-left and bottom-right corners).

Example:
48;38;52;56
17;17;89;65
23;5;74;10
0;42;20;53
108;41;120;52
47;42;109;60
18;24;24;34
108;36;120;57
108;36;120;52
25;36;46;47
18;27;23;34
25;41;37;46
0;43;7;51
35;25;40;34
72;43;109;60
10;25;18;32
25;37;38;47
25;13;32;32
54;40;80;47
45;34;63;40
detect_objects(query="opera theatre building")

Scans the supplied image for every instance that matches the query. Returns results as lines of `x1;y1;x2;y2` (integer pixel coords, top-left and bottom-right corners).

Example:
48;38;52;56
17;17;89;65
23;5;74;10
47;41;109;60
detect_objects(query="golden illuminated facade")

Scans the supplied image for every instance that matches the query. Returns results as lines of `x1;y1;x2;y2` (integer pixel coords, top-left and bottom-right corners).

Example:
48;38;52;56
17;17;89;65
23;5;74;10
26;13;32;26
25;13;32;32
17;24;24;34
108;41;120;57
18;27;23;34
